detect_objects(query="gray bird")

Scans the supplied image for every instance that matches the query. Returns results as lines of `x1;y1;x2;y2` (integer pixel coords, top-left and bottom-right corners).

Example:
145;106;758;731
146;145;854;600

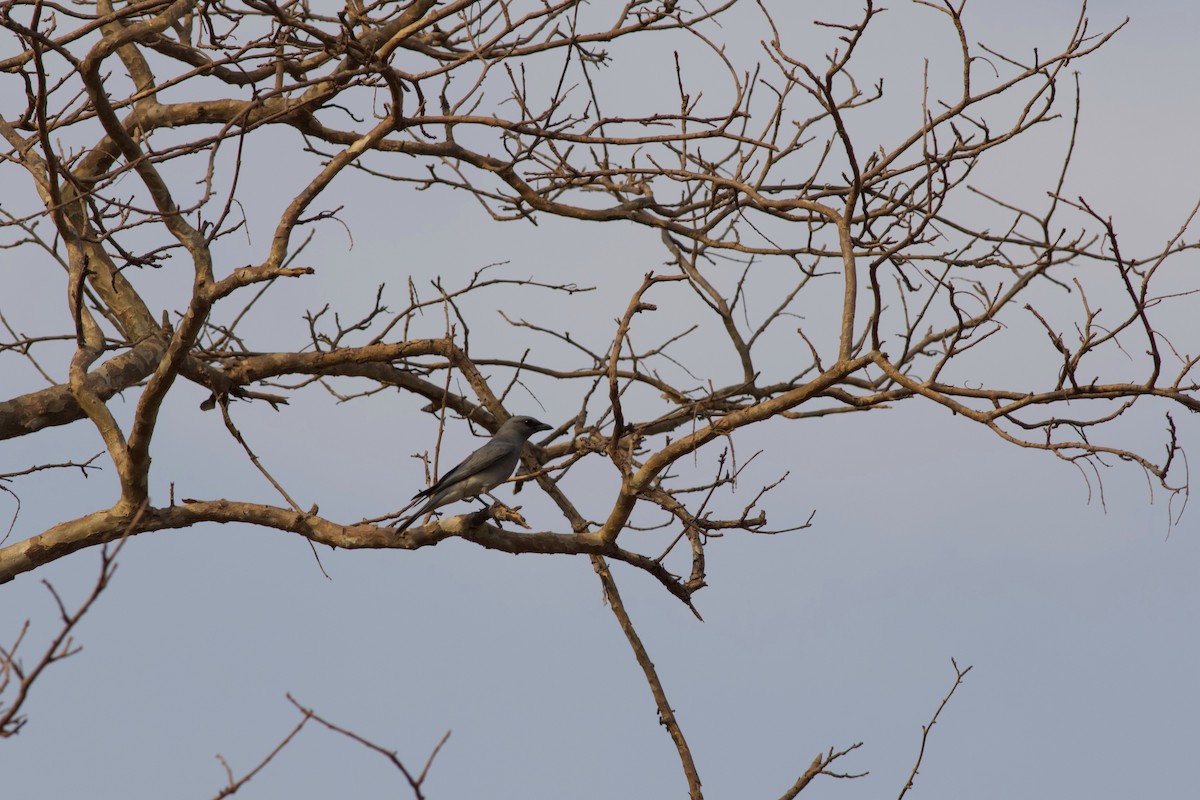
394;415;551;532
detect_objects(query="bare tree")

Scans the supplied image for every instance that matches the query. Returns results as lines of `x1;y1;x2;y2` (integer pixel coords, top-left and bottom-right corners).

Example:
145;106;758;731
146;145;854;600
1;0;1196;796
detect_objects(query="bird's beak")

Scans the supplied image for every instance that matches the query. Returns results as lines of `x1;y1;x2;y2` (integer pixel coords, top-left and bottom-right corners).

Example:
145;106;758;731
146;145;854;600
536;421;552;432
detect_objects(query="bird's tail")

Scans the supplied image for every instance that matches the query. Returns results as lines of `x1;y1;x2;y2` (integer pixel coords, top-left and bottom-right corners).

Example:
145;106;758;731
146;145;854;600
393;497;435;533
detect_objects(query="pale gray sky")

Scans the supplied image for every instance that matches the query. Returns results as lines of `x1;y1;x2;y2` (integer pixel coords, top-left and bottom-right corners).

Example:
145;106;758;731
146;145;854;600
3;2;1198;798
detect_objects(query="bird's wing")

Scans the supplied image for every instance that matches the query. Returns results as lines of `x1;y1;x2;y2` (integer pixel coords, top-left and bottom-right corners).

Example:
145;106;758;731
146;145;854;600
411;440;516;500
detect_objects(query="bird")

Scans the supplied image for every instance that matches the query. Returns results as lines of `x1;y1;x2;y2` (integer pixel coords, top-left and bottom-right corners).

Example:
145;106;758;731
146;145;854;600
393;415;552;533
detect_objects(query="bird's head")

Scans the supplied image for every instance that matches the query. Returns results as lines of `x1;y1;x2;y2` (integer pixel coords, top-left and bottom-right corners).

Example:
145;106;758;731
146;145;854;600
502;415;552;439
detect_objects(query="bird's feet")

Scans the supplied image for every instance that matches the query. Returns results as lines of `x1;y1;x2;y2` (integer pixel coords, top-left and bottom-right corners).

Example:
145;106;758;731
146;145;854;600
474;501;532;530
